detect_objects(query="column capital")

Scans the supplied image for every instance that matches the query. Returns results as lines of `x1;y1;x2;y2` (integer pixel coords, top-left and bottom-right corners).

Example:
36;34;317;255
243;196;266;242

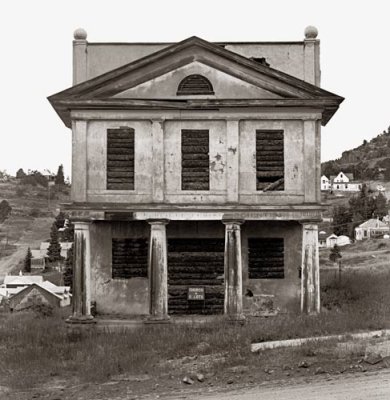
74;221;92;230
300;222;318;231
222;219;245;227
147;218;170;226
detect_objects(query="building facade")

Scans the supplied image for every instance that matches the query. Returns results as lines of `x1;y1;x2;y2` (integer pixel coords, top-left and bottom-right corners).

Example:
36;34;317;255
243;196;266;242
355;218;390;240
327;172;362;192
49;27;343;322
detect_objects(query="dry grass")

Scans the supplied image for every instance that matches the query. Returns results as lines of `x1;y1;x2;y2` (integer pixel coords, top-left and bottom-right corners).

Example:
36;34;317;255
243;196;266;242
1;270;389;389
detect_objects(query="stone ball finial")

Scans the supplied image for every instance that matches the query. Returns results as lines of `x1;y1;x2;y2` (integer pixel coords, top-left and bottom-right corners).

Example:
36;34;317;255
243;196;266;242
74;28;87;40
304;25;318;39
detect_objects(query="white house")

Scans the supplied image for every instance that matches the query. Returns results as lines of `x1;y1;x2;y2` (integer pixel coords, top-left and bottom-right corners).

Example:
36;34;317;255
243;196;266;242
321;175;331;191
355;219;390;240
331;172;362;191
318;232;351;248
0;272;71;308
326;234;351;248
322;171;362;192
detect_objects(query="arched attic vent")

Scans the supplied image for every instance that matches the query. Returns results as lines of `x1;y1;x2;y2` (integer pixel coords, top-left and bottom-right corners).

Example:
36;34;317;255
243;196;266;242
177;74;215;95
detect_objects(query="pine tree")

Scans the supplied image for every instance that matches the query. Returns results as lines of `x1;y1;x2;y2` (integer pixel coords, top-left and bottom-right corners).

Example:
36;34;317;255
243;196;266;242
47;222;62;263
24;247;32;273
55;164;65;186
329;244;342;264
63;220;74;242
373;192;388;219
55;212;66;230
63;244;73;290
16;168;26;179
0;200;12;223
332;205;352;236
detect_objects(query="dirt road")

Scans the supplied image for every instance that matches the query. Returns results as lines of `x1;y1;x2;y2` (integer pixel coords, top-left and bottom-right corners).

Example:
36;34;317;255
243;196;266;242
0;217;52;280
179;369;390;400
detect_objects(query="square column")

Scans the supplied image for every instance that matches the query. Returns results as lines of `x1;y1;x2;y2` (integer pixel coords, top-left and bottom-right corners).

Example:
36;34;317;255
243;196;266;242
301;223;320;314
67;221;94;324
223;219;245;321
147;219;170;322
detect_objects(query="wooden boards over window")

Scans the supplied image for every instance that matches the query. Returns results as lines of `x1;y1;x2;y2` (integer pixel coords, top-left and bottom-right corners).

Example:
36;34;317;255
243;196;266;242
112;238;148;279
107;127;134;190
181;129;210;191
167;238;225;315
256;130;284;191
248;238;285;279
177;75;214;95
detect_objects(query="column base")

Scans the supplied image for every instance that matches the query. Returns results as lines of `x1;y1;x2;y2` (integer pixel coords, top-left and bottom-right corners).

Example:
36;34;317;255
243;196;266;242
66;314;96;324
225;314;246;324
144;315;171;324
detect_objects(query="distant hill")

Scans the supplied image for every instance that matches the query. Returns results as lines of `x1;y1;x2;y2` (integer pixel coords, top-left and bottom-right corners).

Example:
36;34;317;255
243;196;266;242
0;178;70;276
322;127;390;181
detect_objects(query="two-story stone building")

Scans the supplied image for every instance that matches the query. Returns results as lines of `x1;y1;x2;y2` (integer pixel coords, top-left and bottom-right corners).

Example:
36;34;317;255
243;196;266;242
49;27;343;323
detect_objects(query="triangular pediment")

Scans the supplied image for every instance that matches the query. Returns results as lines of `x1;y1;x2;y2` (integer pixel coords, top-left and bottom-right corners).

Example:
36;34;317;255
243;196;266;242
113;61;282;100
48;36;344;126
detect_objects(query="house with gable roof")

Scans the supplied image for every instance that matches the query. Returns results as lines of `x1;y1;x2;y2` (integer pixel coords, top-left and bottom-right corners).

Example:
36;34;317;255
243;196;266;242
329;172;362;192
355;218;390;240
48;26;343;323
0;272;71;309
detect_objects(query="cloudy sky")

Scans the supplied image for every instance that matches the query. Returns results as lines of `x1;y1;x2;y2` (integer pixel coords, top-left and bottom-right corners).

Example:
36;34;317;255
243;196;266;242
1;0;389;178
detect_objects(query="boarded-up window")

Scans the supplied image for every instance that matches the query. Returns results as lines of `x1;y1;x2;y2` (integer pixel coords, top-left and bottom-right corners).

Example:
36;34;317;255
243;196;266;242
168;238;224;315
248;238;284;279
181;130;210;190
112;238;148;279
177;75;214;95
107;128;134;190
256;130;284;191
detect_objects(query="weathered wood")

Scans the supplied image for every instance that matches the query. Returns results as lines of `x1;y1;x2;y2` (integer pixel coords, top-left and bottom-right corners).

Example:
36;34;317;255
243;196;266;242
107;161;135;169
107;172;134;178
107;183;134;190
182;182;209;190
182;159;209;167
256;130;284;191
263;178;285;191
107;128;134;190
107;148;134;155
255;131;284;140
182;153;209;160
177;75;214;95
112;238;148;279
248;238;284;279
181;129;210;191
168;238;224;315
256;171;284;178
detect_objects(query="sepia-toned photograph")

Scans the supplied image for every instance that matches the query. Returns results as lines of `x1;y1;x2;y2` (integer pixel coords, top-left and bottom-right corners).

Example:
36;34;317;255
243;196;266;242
0;1;389;398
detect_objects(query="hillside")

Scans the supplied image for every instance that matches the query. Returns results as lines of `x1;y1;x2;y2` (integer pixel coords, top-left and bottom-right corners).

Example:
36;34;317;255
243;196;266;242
322;127;390;181
0;179;70;277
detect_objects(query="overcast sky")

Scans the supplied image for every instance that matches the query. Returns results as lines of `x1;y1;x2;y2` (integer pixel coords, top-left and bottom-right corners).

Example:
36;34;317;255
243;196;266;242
1;0;389;178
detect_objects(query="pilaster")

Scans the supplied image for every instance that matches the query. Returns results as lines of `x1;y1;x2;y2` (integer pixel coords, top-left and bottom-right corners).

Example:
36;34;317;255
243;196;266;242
303;120;317;203
151;120;165;202
226;120;240;203
71;120;88;202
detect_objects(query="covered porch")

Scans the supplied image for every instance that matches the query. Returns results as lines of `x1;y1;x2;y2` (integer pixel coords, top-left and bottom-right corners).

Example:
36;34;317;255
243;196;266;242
66;206;322;323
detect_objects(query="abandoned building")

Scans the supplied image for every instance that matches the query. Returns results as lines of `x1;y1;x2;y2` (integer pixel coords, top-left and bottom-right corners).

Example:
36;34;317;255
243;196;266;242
48;26;343;323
